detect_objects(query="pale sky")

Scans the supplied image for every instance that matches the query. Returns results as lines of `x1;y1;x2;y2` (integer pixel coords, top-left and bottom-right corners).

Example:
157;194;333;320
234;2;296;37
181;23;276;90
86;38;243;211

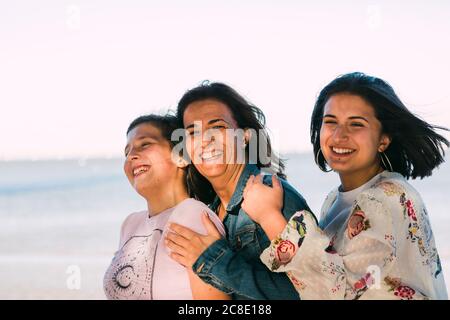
1;0;449;160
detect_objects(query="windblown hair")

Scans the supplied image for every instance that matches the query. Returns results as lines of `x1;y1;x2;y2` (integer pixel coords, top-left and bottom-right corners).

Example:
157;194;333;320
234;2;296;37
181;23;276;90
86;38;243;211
311;72;449;179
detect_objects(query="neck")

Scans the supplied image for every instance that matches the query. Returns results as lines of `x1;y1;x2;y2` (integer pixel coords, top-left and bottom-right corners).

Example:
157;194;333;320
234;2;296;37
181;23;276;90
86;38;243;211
210;164;246;212
144;172;189;217
339;163;384;192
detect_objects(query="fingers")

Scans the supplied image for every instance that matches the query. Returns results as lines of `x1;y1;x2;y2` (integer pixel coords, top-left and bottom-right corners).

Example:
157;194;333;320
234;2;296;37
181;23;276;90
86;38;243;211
202;211;221;239
165;231;200;268
247;173;264;188
272;174;282;189
165;235;188;256
165;230;191;248
256;173;263;184
245;173;284;195
272;175;284;198
169;223;198;240
169;251;190;268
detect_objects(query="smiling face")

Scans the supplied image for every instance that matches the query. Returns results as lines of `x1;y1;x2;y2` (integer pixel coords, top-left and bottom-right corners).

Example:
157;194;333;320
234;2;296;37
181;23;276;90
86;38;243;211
124;123;179;197
320;93;391;184
183;99;245;180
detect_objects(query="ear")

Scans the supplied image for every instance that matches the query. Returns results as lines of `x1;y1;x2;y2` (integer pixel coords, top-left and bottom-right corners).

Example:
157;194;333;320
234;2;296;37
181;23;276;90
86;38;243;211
174;154;189;169
378;134;392;153
243;128;252;146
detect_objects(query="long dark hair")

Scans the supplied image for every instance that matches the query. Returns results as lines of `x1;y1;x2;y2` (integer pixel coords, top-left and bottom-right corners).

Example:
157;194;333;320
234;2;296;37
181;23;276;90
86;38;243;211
177;81;286;204
311;72;449;179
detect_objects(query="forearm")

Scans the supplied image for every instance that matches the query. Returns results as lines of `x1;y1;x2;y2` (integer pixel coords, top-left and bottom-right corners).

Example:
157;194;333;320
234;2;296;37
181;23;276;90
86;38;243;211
260;210;420;300
188;269;231;300
194;238;299;300
259;210;287;241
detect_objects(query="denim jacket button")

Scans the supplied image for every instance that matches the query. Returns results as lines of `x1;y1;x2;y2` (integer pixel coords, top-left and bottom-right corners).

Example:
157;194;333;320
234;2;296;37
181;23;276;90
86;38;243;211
236;236;241;249
196;262;205;273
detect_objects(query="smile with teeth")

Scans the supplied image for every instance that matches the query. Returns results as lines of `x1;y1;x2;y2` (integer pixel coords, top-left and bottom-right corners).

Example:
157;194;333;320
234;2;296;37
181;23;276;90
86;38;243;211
133;165;150;177
200;150;223;161
331;147;355;155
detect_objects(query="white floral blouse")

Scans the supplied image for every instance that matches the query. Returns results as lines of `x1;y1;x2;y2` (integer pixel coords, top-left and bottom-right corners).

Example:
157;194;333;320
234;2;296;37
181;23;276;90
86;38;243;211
260;171;448;300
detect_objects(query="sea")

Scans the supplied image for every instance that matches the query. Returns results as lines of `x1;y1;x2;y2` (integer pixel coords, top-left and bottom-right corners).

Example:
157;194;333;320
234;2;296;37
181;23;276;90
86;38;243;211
1;153;449;299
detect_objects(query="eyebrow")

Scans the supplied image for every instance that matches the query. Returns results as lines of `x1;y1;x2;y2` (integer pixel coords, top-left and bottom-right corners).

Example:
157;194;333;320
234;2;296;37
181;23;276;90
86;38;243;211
323;114;369;123
185;118;230;130
348;116;369;123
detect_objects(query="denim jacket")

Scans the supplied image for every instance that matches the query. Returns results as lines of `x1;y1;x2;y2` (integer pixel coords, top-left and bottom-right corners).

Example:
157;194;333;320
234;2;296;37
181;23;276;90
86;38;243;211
192;164;315;300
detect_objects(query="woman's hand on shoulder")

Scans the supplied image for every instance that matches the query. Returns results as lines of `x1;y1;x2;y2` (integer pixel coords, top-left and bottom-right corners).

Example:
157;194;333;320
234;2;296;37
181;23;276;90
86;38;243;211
241;175;287;240
242;174;286;239
165;212;222;268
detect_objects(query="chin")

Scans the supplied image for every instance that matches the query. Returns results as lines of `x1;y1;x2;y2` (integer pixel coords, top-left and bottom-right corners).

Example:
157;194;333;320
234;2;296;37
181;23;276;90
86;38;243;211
327;162;352;174
132;180;150;194
198;164;228;179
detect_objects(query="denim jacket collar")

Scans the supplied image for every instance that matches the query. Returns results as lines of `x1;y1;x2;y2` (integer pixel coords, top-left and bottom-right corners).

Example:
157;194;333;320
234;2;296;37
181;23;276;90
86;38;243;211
210;164;260;215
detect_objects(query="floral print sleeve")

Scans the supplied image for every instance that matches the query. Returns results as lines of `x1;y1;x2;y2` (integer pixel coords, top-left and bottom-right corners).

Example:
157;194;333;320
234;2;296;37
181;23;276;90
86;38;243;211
260;176;447;300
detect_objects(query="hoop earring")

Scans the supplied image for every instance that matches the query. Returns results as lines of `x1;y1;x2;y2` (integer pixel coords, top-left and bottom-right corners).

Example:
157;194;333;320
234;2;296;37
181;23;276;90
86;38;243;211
380;152;393;172
315;148;333;172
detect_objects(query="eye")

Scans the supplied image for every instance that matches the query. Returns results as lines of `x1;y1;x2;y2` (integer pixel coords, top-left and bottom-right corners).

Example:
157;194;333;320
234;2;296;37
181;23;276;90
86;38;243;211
188;130;201;136
323;120;337;125
350;122;364;127
212;125;226;129
140;140;156;149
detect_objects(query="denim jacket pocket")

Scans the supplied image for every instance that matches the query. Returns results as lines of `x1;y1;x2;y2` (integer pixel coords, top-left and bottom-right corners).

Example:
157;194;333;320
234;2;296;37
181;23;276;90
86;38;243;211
232;224;261;255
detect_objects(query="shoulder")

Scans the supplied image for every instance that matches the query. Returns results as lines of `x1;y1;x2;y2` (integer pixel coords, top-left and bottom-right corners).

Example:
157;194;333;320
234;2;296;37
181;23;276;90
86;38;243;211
262;174;313;220
325;187;339;202
351;172;426;232
169;198;225;236
119;210;147;238
358;172;422;209
345;172;430;247
172;197;209;213
122;210;147;226
319;187;339;221
322;188;339;210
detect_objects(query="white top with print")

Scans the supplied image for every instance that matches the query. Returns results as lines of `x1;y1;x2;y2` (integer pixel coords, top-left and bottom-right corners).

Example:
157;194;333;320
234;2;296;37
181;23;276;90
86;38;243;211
261;171;448;300
103;198;225;300
320;172;383;234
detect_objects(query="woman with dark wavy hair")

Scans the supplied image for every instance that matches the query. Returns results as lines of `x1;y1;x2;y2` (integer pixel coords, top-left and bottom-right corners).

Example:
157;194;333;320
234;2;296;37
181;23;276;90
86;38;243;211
242;72;448;299
165;82;313;300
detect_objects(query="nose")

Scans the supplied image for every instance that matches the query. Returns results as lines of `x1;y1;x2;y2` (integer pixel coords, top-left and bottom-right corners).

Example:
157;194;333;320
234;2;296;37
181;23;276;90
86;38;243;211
331;124;349;143
126;148;139;161
201;130;217;148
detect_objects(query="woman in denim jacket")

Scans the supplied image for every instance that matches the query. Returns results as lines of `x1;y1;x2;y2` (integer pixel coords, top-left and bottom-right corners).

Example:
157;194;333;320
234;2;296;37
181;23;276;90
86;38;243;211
165;82;313;299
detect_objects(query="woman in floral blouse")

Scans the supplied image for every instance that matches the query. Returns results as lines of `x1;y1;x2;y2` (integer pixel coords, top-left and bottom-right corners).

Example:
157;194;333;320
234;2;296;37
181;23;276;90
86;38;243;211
242;72;449;300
